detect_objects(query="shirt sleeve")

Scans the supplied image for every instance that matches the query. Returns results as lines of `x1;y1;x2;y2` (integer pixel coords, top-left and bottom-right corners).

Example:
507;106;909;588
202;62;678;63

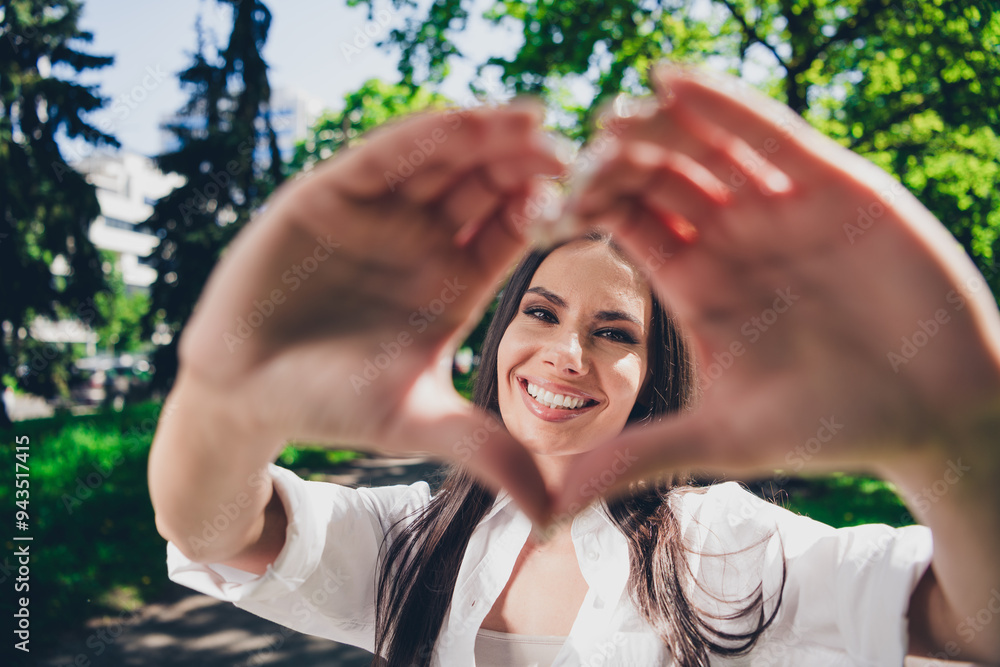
166;463;432;653
677;481;934;666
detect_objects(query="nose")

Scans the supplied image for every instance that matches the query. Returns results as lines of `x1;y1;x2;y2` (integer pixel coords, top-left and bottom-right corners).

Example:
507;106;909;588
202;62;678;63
542;330;587;375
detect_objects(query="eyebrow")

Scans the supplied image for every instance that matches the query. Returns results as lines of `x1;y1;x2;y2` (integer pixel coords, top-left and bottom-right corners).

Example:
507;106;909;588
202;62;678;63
525;286;643;327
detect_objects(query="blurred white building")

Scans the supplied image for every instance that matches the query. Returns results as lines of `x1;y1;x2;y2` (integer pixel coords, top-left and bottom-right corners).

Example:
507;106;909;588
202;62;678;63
270;86;324;162
28;152;182;357
77;151;183;294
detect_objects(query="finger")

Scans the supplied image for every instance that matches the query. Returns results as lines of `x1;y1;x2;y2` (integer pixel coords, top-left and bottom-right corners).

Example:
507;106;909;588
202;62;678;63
659;104;793;197
437;166;503;233
653;65;840;181
403;139;568;205
548;413;744;519
335;107;564;200
550;416;707;519
454;416;552;527
461;184;551;275
604;100;791;198
387;397;552;525
571;140;729;229
485;154;567;194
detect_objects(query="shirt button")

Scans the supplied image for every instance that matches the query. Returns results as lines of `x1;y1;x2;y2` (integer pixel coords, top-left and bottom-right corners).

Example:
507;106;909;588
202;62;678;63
588;551;599;561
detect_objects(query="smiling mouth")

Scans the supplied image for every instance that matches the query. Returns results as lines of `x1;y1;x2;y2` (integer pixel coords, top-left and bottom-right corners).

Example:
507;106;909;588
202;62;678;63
519;378;598;411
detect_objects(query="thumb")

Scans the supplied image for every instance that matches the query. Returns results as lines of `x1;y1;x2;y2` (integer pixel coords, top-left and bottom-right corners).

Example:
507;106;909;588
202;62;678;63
550;413;727;520
382;368;552;525
423;407;553;527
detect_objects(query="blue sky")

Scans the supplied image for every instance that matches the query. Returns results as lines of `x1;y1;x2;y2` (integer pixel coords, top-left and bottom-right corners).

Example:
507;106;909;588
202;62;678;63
69;0;517;157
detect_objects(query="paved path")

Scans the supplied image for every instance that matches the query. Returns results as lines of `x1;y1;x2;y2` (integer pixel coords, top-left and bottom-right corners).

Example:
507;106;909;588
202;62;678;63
37;456;445;667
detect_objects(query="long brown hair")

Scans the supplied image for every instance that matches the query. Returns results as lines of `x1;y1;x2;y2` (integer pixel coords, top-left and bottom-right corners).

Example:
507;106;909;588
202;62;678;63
372;232;784;666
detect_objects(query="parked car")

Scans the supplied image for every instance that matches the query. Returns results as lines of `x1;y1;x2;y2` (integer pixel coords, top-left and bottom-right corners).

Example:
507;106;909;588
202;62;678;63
70;354;153;407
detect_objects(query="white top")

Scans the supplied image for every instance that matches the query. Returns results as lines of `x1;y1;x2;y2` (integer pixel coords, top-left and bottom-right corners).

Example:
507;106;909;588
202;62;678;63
475;628;565;667
166;464;934;666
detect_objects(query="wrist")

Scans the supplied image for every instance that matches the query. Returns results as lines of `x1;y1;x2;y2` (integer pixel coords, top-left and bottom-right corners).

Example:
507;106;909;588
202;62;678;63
878;392;1000;522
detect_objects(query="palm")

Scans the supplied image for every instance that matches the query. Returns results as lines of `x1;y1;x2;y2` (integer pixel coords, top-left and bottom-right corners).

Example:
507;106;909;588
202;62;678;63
557;70;1000;511
176;107;563;518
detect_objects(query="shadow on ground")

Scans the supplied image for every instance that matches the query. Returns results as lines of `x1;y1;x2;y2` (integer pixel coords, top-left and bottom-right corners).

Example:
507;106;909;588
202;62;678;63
36;456;446;667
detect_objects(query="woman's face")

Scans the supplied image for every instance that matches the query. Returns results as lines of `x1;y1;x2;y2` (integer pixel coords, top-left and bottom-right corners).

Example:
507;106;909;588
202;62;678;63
497;241;652;456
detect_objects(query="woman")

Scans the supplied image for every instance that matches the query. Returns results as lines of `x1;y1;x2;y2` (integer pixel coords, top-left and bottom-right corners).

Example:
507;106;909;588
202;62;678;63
149;65;1000;665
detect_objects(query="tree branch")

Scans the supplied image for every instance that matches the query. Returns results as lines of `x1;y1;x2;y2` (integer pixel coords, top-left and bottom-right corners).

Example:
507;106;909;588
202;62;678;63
718;0;787;69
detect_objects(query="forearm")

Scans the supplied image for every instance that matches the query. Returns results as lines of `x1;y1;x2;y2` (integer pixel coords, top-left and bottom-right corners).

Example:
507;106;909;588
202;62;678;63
148;368;287;563
881;395;1000;661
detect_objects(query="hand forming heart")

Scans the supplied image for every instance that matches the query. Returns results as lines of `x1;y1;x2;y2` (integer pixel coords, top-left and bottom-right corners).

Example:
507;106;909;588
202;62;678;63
172;66;1000;531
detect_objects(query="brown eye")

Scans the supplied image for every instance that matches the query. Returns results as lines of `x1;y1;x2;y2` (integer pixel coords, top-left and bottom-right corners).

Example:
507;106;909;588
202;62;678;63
595;328;638;345
523;306;557;323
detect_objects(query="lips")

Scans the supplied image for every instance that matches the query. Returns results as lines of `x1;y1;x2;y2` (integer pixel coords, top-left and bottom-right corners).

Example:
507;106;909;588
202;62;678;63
515;375;599;423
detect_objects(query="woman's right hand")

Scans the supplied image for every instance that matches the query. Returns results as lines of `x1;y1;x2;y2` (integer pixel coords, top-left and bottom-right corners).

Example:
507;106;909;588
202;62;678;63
173;105;564;519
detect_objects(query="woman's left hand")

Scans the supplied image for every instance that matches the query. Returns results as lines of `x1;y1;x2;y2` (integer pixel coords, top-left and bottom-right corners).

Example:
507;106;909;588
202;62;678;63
553;65;1000;510
551;66;1000;659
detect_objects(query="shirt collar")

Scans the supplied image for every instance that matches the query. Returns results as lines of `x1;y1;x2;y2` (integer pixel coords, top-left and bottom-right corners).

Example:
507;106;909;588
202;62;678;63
484;487;617;529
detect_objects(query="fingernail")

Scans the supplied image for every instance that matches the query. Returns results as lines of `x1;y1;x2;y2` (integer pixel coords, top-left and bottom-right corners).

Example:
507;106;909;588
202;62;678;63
535;131;578;166
525;210;582;250
613;94;659;120
508;95;547;122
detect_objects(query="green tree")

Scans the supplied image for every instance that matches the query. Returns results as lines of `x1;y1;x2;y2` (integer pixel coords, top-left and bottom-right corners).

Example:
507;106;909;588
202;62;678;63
289;77;451;174
0;0;116;426
93;249;149;353
141;0;284;391
358;0;1000;297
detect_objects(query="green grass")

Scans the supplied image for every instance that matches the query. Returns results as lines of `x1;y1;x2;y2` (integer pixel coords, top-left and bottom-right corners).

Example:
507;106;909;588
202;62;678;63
745;473;915;528
0;402;363;647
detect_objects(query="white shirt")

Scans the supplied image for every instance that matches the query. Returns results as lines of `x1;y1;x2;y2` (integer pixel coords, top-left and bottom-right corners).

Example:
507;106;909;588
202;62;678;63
167;464;934;666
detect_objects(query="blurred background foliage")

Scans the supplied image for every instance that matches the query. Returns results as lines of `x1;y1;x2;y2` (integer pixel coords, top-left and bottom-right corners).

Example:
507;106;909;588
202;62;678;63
1;0;117;426
351;0;1000;298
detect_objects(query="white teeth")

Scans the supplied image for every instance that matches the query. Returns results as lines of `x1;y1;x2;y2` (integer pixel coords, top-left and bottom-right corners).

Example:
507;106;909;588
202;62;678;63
523;381;589;410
